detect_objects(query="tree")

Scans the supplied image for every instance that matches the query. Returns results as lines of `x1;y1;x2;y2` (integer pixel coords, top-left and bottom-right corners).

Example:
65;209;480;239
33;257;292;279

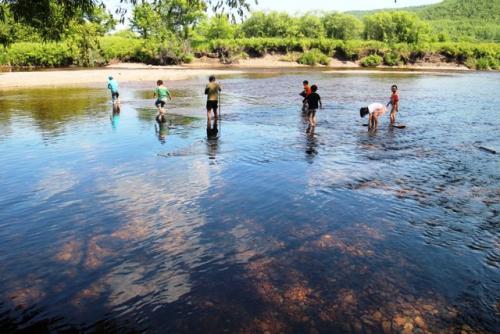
197;15;235;40
158;0;206;39
0;0;96;40
130;2;164;39
241;12;298;38
364;11;429;44
0;3;42;47
298;14;324;39
0;0;256;40
321;13;362;40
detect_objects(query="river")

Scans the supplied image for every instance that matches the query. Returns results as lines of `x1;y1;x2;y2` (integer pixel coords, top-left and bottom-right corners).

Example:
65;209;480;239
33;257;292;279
0;70;498;333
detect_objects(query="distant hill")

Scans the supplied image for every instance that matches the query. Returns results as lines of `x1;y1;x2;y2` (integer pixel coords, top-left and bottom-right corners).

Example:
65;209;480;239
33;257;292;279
348;0;500;42
348;0;500;20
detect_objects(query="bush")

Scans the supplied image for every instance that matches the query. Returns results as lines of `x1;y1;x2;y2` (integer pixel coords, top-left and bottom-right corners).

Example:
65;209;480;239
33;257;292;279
6;42;73;67
364;11;430;44
360;54;383;67
298;49;330;66
383;51;401;66
99;36;144;62
475;57;490;70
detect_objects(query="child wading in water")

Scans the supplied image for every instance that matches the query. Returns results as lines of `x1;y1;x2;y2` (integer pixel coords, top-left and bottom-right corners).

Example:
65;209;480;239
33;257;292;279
107;76;120;106
387;84;399;125
360;103;387;130
154;80;172;122
300;80;312;111
305;85;322;128
205;75;221;122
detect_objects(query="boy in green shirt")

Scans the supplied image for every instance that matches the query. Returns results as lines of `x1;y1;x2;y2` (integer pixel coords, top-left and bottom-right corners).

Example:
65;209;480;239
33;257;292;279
154;80;172;122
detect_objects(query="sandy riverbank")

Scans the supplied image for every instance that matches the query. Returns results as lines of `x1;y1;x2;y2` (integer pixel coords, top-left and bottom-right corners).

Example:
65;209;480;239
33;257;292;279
0;56;471;89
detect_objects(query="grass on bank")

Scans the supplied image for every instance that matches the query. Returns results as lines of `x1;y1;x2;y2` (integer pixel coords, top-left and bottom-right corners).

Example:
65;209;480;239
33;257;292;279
1;37;499;70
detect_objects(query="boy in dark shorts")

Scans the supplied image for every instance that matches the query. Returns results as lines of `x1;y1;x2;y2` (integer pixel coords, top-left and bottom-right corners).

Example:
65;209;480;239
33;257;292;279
205;75;221;121
305;85;322;127
154;80;172;122
300;80;312;111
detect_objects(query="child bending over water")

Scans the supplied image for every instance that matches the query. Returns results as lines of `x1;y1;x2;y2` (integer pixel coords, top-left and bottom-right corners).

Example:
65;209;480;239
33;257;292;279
360;103;387;130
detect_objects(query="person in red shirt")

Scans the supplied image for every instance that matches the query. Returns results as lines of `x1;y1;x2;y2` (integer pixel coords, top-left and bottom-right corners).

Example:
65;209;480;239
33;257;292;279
387;84;399;125
300;80;312;111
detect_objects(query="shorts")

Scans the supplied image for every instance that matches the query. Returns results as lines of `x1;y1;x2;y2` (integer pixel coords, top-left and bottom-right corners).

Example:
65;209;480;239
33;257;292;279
307;109;317;116
155;98;166;108
206;100;218;110
111;92;119;100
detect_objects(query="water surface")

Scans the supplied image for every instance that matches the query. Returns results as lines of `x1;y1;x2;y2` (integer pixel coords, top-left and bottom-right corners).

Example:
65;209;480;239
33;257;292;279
0;71;499;333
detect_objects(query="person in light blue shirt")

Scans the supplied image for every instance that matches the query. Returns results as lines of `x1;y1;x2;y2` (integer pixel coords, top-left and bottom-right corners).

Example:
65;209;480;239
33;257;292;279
107;76;120;105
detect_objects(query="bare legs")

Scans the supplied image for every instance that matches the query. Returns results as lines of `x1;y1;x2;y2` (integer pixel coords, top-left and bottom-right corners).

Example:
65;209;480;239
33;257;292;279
368;113;378;130
390;110;396;126
156;103;167;122
207;107;218;122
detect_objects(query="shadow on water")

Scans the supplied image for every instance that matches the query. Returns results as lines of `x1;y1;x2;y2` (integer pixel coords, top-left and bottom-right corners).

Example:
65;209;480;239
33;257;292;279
0;72;499;333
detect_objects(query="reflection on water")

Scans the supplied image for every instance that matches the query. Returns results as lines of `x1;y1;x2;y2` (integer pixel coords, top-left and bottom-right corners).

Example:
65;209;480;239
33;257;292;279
207;118;220;162
0;72;499;333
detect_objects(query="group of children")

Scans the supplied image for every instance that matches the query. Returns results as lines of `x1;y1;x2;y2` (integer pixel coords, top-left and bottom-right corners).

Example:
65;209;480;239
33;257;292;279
301;80;400;131
107;75;400;133
359;84;400;130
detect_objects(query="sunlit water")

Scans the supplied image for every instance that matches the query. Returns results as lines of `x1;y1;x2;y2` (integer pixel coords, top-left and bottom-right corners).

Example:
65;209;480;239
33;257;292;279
0;71;499;333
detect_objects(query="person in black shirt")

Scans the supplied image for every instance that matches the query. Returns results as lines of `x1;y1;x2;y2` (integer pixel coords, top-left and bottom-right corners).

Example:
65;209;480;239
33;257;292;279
305;85;322;127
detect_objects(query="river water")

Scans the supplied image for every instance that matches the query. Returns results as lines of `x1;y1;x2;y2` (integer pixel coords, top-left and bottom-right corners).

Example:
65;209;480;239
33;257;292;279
0;71;498;333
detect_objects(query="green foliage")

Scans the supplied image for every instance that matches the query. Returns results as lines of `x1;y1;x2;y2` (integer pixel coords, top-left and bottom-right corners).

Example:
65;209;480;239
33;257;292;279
196;15;236;40
321;13;362;40
335;40;386;61
241;12;298;38
360;54;383;67
130;2;168;40
99;36;144;62
416;0;500;21
3;0;96;40
157;0;206;39
298;14;324;39
298;48;330;66
5;42;73;66
364;11;429;44
383;51;401;66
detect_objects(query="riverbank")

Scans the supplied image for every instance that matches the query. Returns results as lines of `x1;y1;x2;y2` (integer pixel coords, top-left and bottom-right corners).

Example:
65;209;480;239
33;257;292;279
0;59;472;89
0;67;244;89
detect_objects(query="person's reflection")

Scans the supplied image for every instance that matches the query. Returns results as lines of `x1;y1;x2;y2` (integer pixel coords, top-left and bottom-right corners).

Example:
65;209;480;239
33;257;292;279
110;104;120;130
155;121;168;144
305;124;318;162
206;118;219;161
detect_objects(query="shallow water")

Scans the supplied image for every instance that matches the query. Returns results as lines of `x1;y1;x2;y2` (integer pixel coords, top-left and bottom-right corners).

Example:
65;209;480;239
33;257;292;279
0;71;499;334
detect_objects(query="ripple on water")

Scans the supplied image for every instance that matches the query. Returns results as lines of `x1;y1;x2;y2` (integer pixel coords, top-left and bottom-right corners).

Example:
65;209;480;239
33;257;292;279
0;72;499;333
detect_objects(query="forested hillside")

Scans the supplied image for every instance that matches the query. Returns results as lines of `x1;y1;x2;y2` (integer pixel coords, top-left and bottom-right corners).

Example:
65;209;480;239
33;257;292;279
349;0;500;42
0;0;499;70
